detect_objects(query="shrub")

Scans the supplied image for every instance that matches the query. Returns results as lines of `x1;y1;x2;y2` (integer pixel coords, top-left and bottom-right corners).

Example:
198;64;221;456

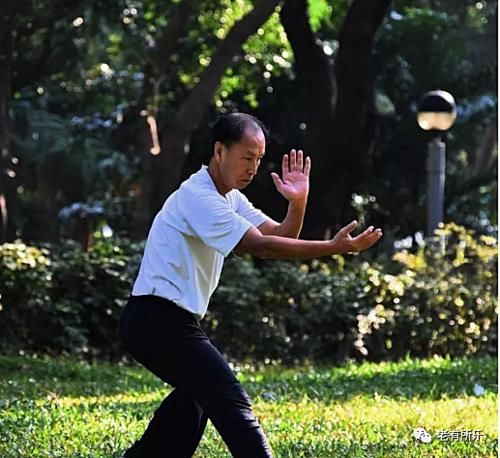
0;242;53;352
48;235;144;358
204;223;498;363
380;223;497;358
0;223;496;363
0;236;143;358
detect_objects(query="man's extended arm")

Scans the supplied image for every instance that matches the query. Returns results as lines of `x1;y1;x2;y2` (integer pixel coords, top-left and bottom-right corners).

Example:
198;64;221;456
258;149;310;238
236;220;383;259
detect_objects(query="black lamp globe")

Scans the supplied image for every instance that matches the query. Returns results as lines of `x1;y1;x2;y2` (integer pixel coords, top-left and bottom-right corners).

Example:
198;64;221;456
417;90;457;131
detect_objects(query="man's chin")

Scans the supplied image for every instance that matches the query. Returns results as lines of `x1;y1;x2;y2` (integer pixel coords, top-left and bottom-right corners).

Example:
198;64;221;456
238;179;252;189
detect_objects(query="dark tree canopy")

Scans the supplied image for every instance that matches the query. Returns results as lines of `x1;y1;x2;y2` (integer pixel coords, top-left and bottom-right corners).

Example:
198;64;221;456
0;0;496;246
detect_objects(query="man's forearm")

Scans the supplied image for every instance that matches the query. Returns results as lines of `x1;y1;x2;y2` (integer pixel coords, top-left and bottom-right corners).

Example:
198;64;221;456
237;227;348;260
249;233;342;259
271;198;307;238
237;222;381;259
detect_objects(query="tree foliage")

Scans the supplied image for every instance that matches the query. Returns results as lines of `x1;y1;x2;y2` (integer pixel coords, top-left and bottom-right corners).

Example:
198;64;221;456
0;0;496;245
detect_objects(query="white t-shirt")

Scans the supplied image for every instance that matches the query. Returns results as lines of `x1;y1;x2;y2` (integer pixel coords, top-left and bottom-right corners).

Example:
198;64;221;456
132;165;268;319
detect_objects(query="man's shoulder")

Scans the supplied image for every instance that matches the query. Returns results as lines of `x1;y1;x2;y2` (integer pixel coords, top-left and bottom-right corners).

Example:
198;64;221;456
175;169;227;211
176;167;209;195
227;188;253;207
184;174;217;196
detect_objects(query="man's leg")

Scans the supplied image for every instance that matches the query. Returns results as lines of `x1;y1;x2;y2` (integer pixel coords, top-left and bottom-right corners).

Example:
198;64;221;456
198;377;273;458
119;296;273;457
123;388;208;458
141;338;274;458
119;297;210;458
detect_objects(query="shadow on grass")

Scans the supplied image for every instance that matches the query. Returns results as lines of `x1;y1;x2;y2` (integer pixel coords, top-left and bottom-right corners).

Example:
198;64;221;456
0;354;497;403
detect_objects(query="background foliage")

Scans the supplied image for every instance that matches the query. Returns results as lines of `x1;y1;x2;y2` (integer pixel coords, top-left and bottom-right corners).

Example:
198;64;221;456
0;0;496;363
1;0;497;243
0;223;496;363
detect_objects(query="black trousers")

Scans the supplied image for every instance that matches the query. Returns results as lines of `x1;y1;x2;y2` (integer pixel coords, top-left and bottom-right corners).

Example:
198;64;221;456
118;295;273;458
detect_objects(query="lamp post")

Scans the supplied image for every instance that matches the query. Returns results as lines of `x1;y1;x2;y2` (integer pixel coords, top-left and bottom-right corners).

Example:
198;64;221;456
417;90;457;236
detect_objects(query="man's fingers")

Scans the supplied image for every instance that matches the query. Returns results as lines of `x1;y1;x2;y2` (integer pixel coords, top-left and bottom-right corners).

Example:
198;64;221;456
364;230;383;248
352;228;383;250
364;229;382;245
304;156;311;176
282;153;289;176
353;228;380;242
339;220;358;237
360;226;374;236
271;172;284;191
290;149;297;172
297;149;303;171
283;148;310;174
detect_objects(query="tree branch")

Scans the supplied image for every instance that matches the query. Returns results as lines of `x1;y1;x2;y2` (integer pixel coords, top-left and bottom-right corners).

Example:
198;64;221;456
151;0;200;77
171;0;282;133
134;0;283;235
473;120;497;178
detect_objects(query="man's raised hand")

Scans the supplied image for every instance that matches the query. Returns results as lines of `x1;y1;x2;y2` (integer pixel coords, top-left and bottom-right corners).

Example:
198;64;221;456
271;149;311;203
331;220;383;254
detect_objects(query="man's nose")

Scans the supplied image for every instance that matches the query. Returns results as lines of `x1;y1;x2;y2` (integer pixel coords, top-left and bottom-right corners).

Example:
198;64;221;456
249;160;259;174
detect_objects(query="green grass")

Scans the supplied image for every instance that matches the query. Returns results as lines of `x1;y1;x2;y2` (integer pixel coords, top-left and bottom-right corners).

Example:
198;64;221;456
0;354;497;457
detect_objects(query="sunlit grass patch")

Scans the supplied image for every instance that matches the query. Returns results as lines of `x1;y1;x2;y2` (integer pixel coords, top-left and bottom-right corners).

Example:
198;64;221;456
0;354;497;457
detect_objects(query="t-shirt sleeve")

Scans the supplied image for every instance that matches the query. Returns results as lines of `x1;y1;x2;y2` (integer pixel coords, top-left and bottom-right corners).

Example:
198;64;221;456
182;191;253;257
235;191;269;228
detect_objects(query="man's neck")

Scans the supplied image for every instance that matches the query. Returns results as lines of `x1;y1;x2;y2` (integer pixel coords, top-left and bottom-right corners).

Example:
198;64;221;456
207;160;229;195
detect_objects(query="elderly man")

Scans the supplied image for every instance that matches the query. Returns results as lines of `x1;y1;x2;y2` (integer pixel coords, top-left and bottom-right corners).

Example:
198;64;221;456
119;113;382;457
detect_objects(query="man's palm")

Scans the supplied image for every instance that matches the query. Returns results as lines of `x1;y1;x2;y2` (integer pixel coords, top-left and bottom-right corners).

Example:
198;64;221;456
332;221;383;253
271;149;311;202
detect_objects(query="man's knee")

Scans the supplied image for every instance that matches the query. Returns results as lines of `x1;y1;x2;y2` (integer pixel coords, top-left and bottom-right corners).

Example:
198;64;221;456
203;382;259;425
171;389;205;419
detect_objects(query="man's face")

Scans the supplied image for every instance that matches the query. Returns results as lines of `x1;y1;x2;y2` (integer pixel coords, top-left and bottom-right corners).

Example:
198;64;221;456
216;127;266;191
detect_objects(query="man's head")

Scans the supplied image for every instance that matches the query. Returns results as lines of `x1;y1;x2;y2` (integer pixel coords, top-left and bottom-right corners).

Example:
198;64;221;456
209;113;268;194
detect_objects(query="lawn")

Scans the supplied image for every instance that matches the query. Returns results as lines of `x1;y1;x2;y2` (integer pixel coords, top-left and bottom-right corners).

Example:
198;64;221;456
0;354;497;457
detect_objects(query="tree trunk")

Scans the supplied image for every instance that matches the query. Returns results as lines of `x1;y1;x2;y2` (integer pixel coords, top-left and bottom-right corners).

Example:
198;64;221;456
473;120;497;178
0;0;17;242
325;0;391;232
136;0;282;235
283;0;391;238
280;0;337;239
280;0;336;142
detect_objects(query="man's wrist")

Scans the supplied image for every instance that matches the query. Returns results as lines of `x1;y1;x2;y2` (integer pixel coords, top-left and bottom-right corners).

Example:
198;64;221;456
329;240;354;255
328;240;340;255
288;195;308;207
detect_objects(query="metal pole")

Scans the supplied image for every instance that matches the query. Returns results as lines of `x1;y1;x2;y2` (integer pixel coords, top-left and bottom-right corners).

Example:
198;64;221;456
426;136;446;236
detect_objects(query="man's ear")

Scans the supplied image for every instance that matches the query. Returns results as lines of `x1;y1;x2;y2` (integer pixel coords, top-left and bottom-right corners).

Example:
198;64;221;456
214;141;225;163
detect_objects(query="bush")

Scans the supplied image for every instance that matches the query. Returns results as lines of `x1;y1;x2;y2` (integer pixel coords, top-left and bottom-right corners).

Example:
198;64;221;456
0;236;144;358
203;223;498;363
205;223;497;363
0;223;496;363
380;223;497;358
48;236;144;358
0;243;53;351
206;256;402;364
